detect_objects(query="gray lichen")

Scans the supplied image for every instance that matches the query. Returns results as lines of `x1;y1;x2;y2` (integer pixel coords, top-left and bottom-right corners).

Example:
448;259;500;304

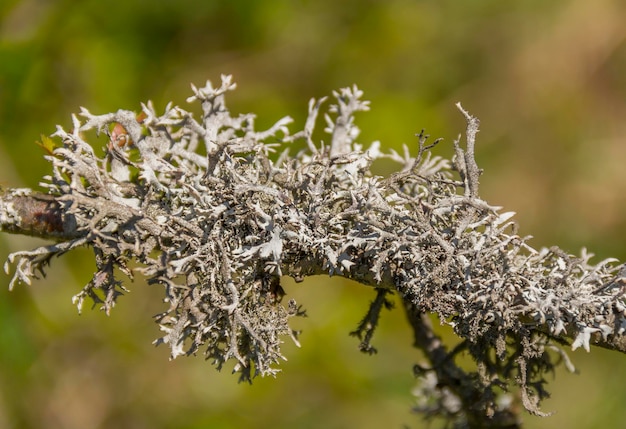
4;75;626;424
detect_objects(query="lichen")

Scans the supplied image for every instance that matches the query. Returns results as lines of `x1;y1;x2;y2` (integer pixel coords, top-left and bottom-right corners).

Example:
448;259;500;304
5;75;626;423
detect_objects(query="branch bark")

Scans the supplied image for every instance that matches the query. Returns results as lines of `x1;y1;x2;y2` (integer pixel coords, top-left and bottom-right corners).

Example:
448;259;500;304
0;188;79;240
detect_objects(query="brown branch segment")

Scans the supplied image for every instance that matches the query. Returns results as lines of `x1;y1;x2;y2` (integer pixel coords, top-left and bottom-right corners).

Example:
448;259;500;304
0;188;79;240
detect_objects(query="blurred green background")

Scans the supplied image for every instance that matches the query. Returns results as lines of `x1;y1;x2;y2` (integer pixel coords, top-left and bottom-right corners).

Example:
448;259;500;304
2;0;626;428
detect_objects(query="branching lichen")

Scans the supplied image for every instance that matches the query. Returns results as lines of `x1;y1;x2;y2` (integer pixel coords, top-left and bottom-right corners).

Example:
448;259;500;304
3;75;626;426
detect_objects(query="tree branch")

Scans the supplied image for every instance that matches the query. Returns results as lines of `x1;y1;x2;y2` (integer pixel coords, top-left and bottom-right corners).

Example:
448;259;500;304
0;188;79;240
406;305;521;428
2;76;625;425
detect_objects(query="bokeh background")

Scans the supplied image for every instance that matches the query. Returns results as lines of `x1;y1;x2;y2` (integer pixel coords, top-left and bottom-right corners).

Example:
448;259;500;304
2;0;626;428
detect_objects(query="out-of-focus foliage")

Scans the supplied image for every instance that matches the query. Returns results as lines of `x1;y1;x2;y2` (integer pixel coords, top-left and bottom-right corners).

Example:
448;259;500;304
1;1;626;428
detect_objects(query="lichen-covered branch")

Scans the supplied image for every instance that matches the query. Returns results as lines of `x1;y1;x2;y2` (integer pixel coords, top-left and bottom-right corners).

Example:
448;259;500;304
2;75;626;426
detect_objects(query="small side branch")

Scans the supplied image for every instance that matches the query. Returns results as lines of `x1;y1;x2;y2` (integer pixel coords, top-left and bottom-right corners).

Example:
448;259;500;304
405;304;521;428
350;288;394;354
455;102;482;198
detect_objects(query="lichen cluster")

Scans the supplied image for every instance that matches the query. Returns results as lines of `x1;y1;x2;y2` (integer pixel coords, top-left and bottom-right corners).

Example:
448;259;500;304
5;75;626;423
